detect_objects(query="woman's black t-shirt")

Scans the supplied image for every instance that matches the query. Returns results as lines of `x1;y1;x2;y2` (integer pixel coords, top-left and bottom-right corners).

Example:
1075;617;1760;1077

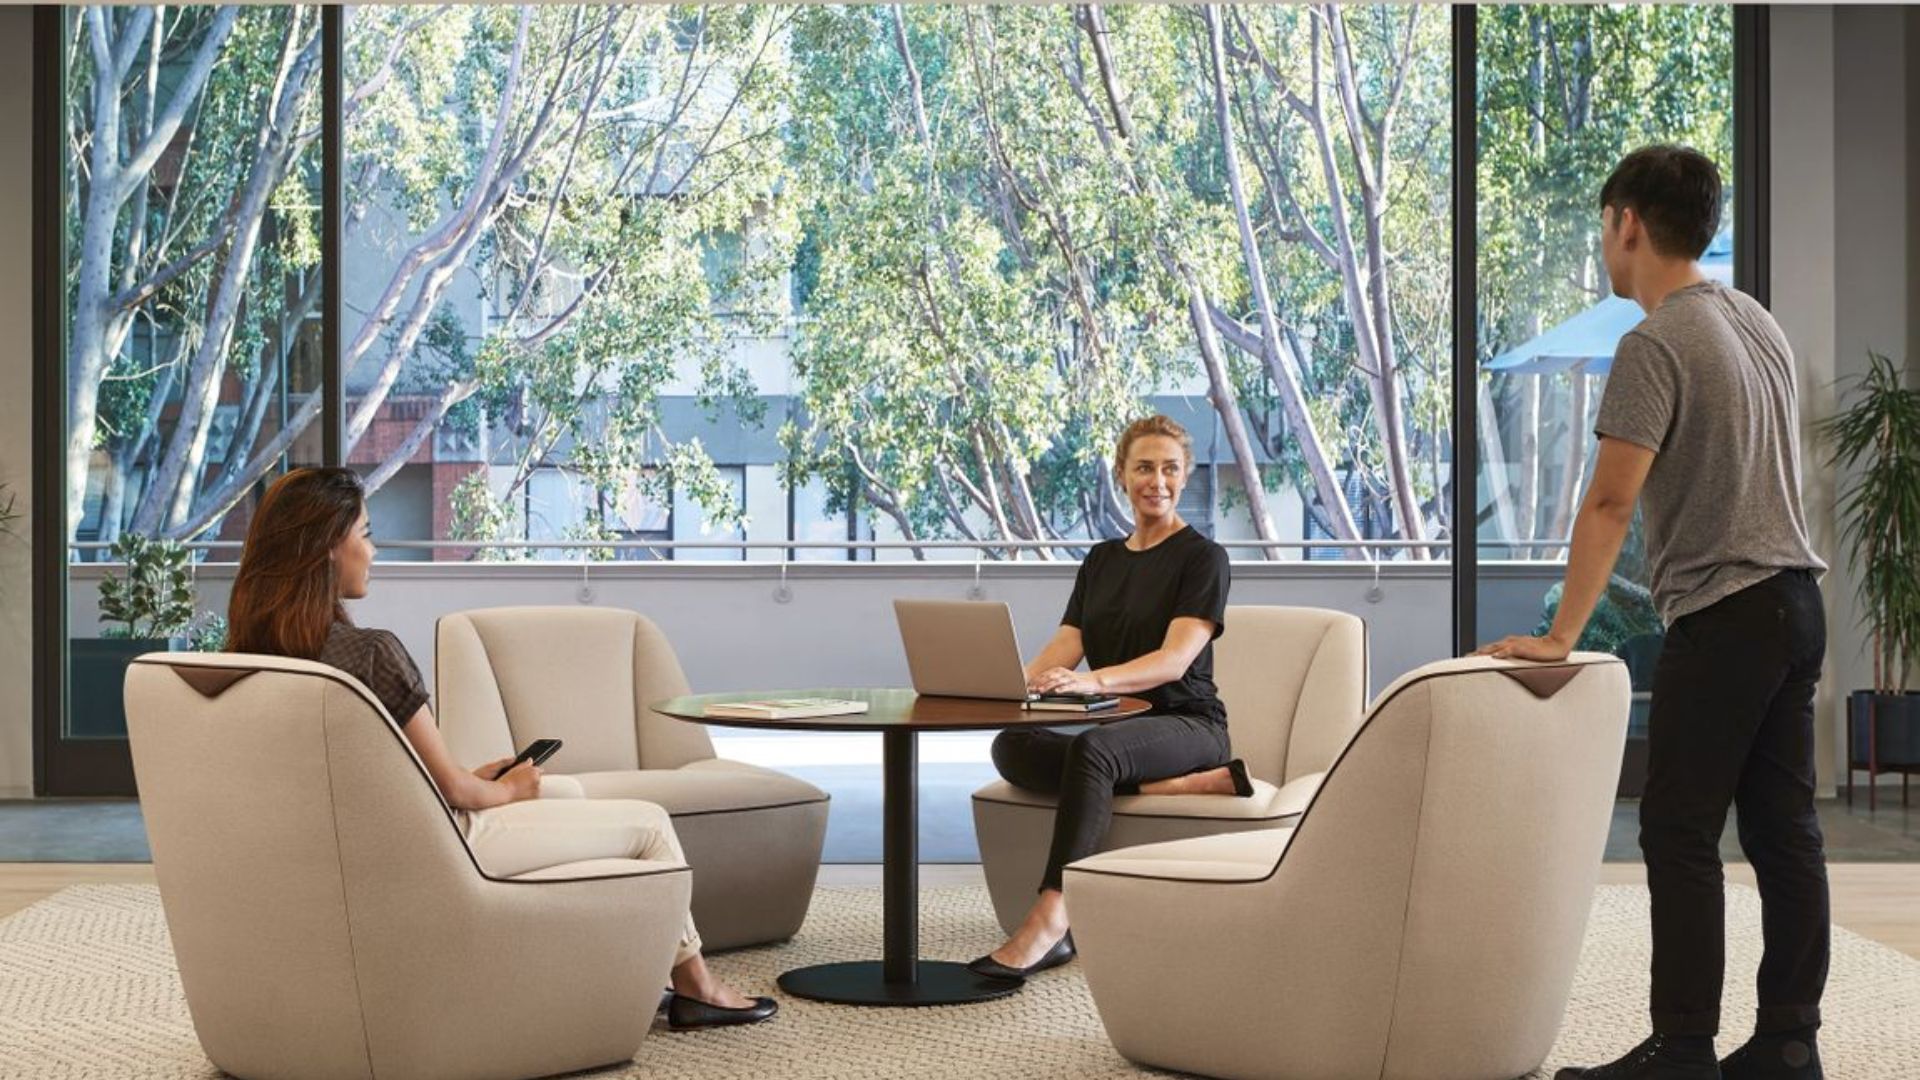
1062;525;1231;723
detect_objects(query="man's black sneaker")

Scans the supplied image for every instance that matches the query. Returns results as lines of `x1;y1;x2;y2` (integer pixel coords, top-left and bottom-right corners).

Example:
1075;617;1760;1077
1720;1029;1821;1080
1554;1033;1722;1079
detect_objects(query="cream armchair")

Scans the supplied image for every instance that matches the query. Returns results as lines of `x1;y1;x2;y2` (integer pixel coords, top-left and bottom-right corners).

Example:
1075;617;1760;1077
971;605;1367;935
126;653;690;1080
1064;654;1630;1080
435;606;829;951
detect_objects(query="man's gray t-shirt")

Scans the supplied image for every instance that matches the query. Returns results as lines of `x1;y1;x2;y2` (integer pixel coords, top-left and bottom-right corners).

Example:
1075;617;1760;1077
1593;280;1826;626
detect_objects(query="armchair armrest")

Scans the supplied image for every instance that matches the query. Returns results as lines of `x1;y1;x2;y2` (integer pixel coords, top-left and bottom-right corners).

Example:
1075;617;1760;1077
503;858;686;883
1269;771;1326;818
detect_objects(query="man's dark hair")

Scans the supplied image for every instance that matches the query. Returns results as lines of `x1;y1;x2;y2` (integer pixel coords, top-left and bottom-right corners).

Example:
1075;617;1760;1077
1598;145;1722;259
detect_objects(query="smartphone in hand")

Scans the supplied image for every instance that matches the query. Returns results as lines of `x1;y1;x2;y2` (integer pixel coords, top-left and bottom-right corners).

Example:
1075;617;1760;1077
492;738;562;780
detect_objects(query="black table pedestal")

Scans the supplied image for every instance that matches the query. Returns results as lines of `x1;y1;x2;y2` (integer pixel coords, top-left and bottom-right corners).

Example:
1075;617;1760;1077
776;960;1022;1006
776;730;1021;1006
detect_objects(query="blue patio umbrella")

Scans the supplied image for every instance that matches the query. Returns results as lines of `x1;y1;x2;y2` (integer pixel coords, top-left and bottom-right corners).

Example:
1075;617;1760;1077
1485;237;1733;377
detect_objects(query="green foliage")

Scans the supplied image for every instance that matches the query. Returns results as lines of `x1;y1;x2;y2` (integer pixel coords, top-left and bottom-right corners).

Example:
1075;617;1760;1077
783;6;1205;541
448;470;526;562
187;613;229;653
1476;6;1733;555
67;3;1741;560
97;534;196;640
373;6;799;536
1477;5;1733;360
1533;509;1662;654
64;7;324;543
1534;575;1661;657
1819;353;1920;692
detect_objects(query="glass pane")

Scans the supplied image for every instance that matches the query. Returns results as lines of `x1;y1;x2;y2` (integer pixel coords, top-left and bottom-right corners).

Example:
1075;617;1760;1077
340;7;783;564
789;5;1452;565
64;6;325;738
790;475;859;562
673;466;747;562
334;5;1449;568
1474;5;1734;742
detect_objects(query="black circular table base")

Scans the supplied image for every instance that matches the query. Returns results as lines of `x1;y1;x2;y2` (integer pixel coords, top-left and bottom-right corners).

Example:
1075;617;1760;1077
777;961;1023;1007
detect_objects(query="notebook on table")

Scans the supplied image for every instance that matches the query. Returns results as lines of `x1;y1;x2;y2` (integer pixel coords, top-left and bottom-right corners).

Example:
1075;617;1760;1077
1022;692;1120;713
701;698;870;720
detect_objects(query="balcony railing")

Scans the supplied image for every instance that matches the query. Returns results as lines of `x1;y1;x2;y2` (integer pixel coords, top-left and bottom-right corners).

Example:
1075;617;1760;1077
67;537;1585;561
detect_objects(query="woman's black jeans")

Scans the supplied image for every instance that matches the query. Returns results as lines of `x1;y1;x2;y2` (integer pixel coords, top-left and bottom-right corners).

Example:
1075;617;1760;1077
1641;568;1828;1038
991;712;1231;893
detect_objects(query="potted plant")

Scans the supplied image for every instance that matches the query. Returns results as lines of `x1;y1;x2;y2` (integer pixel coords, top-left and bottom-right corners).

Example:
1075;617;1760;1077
70;533;198;739
1819;351;1920;776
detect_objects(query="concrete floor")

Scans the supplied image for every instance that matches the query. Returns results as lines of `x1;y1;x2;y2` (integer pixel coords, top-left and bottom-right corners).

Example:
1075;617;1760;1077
5;780;1918;864
1604;790;1920;862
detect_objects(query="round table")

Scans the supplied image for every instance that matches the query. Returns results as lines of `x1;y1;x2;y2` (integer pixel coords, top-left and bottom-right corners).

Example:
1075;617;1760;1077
652;687;1150;1007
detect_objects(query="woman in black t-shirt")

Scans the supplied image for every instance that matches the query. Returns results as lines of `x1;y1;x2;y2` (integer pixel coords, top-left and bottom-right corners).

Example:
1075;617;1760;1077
968;416;1250;982
227;467;775;1032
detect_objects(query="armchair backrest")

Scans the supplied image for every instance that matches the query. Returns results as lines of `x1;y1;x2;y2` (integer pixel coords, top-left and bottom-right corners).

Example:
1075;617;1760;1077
436;606;715;773
125;652;486;1080
1264;653;1629;1077
1211;606;1368;785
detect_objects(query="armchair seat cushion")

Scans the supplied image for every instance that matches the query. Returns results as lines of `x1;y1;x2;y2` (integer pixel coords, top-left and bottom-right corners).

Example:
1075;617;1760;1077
1068;826;1295;883
972;770;1323;823
570;759;827;816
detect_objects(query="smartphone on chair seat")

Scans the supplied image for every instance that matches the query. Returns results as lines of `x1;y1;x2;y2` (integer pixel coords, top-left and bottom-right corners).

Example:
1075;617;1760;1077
492;738;562;780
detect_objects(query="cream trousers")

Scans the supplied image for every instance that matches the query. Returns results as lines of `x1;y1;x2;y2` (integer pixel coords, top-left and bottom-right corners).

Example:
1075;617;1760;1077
461;775;702;965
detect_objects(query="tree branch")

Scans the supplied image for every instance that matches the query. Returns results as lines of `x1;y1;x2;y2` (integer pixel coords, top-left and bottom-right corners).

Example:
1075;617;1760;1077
117;7;238;203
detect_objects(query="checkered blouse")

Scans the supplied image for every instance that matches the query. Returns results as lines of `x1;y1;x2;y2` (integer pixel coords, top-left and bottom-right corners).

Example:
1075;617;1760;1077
319;623;431;726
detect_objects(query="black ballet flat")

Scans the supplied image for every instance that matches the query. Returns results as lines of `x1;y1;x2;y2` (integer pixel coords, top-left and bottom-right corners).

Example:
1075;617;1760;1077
966;932;1075;981
667;993;779;1031
1226;759;1255;797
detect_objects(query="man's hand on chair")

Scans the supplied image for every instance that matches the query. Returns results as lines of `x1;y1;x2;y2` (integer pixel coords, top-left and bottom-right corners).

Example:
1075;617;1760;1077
1474;632;1574;663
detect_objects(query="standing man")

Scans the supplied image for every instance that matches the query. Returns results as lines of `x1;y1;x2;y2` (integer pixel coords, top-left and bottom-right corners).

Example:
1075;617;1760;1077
1478;145;1830;1080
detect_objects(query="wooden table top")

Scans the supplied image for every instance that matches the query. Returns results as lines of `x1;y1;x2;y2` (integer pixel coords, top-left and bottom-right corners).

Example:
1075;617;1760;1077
652;688;1152;733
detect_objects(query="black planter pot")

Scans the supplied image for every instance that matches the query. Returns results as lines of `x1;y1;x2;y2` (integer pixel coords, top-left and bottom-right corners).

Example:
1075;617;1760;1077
1848;690;1920;767
69;637;178;739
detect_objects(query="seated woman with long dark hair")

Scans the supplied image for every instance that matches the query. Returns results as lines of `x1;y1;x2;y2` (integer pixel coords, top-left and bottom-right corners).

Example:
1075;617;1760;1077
227;467;775;1032
970;415;1250;980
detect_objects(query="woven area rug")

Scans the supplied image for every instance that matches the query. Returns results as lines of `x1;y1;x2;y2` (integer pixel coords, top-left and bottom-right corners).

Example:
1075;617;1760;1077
2;883;1916;1079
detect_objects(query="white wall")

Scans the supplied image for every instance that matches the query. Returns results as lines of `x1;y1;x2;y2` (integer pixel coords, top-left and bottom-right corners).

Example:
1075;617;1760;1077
69;562;1461;708
0;6;33;798
1772;5;1846;793
1792;7;1919;791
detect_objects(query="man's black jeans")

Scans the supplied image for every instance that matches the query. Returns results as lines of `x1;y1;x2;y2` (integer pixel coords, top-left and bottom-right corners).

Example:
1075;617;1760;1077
1641;568;1828;1037
991;713;1231;893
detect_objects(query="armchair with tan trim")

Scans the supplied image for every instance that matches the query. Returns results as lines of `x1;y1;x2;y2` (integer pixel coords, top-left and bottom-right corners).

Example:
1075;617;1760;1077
126;653;690;1080
435;606;829;951
971;605;1367;935
1064;654;1630;1080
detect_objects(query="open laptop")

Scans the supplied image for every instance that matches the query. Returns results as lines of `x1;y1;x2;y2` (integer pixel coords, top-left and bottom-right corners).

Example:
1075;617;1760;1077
892;599;1032;700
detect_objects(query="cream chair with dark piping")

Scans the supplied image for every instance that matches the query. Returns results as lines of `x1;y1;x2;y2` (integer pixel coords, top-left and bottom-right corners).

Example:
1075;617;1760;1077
1065;654;1630;1080
971;605;1367;935
435;605;829;951
126;652;690;1080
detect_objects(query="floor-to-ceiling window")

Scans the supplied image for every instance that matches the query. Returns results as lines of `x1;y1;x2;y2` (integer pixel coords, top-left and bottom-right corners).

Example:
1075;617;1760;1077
47;7;325;792
321;5;1454;568
37;4;1757;809
1471;4;1738;791
1474;3;1734;637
